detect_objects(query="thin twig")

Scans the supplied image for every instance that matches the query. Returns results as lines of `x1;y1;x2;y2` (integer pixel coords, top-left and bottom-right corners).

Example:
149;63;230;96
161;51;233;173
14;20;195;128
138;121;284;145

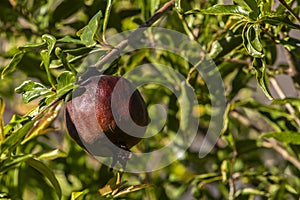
222;58;287;72
262;138;300;171
279;32;298;77
228;148;237;200
270;77;300;127
93;0;175;69
278;0;300;23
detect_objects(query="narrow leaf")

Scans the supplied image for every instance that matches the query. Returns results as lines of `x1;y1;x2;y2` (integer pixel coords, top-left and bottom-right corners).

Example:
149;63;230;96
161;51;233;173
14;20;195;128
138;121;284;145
26;158;62;199
1;120;34;153
252;58;272;99
57;36;84;44
113;184;149;198
260;15;300;29
40;49;56;87
0;97;4;142
186;5;250;17
37;149;67;160
55;47;77;74
233;0;258;19
18;41;46;51
262;131;300;144
42;34;57;55
242;24;264;58
233;0;257;12
175;0;184;14
272;98;300;110
21;102;62;144
0;154;33;174
71;190;88;200
1;51;24;79
102;0;113;43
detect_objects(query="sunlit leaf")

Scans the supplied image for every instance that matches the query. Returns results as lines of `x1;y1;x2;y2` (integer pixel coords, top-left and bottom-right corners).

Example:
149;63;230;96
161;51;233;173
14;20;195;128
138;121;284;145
186;5;250;17
233;0;257;12
99;173;123;196
77;10;103;47
252;58;272;99
15;80;53;103
71;190;88;200
175;0;183;14
242;24;264;58
42;34;57;55
233;0;258;19
113;184;149;198
21;102;62;144
37;149;67;160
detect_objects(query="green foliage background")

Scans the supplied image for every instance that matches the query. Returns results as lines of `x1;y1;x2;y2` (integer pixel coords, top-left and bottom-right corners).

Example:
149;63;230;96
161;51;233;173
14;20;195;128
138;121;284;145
0;0;300;199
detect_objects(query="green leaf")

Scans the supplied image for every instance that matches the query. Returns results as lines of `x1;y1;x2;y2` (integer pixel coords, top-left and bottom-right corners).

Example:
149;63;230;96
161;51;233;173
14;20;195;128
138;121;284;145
1;120;34;153
233;0;258;13
77;10;103;47
42;34;57;55
236;188;267;196
0;154;33;174
71;190;88;200
186;5;250;17
26;158;62;199
56;71;76;99
1;51;25;79
15;80;53;103
41;49;56;87
260;15;300;29
262;131;300;144
242;24;264;58
235;100;293;119
102;0;113;43
233;0;259;19
57;71;76;90
234;100;294;132
55;47;77;74
209;41;223;59
37;149;67;160
21;102;62;144
0;97;4;142
113;184;149;198
252;58;272;100
18;41;46;52
57;36;84;44
3;114;30;135
99;175;121;196
175;0;184;14
272;98;300;109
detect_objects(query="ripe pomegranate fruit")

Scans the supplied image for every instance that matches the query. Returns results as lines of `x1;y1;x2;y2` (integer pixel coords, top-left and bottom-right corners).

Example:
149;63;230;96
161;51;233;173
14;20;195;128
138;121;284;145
65;75;148;166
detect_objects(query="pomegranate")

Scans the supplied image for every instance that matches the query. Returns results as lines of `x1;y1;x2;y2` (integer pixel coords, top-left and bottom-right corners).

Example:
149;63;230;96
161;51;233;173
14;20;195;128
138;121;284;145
65;75;148;166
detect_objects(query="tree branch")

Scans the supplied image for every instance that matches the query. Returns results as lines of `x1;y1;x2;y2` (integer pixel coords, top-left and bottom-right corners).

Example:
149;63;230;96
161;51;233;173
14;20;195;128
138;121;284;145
93;0;175;70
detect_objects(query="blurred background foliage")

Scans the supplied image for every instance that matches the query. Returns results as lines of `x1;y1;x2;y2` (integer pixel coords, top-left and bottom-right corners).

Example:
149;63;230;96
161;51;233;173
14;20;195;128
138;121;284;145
0;0;300;199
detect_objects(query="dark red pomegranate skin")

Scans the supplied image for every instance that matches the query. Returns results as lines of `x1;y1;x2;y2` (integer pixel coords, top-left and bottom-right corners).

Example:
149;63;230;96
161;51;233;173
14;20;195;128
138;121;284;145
65;75;148;157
